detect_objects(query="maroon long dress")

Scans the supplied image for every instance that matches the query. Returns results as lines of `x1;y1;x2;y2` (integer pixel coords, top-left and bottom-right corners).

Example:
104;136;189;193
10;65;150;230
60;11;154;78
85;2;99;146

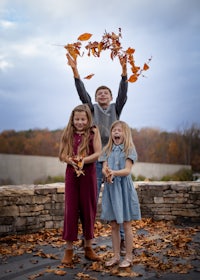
62;130;97;241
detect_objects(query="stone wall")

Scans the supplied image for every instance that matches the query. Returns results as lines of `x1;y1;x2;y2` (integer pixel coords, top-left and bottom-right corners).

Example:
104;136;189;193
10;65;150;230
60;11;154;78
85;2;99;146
135;182;200;223
0;182;199;236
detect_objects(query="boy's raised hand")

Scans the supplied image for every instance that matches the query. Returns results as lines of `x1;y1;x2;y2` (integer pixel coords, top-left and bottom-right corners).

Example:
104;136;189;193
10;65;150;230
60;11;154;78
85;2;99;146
66;53;80;78
118;55;127;76
66;53;77;69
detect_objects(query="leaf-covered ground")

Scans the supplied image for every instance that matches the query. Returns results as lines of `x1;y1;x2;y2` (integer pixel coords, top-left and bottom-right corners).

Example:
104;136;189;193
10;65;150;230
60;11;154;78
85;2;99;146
0;218;200;279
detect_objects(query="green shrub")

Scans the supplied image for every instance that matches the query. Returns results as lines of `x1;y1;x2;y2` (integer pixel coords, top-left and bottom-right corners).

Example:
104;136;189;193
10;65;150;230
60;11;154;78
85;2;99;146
34;175;64;184
136;174;146;181
0;178;14;186
161;168;193;181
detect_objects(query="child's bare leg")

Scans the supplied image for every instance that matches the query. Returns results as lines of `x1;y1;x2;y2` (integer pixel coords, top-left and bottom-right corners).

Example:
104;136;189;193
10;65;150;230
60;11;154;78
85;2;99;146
119;221;133;267
66;240;73;249
124;221;133;259
105;221;120;266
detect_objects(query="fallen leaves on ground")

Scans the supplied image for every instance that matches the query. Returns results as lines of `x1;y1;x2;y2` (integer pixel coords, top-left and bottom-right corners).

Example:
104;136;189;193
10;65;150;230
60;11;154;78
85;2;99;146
0;218;199;278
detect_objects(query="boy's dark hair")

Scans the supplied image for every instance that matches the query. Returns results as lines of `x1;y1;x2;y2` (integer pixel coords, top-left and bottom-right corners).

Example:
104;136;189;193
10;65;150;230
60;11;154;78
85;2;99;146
95;86;112;97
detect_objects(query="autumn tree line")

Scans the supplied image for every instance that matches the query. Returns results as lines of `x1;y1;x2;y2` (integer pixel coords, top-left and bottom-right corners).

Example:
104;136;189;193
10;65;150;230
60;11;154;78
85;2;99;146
0;124;200;172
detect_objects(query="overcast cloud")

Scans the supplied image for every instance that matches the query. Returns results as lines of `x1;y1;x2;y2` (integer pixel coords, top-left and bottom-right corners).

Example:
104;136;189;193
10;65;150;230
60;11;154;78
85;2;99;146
0;0;200;132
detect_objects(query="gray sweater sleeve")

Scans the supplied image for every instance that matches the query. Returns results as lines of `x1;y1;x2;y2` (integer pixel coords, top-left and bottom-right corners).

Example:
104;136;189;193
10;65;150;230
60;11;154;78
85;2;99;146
115;75;128;117
74;78;94;112
74;75;128;116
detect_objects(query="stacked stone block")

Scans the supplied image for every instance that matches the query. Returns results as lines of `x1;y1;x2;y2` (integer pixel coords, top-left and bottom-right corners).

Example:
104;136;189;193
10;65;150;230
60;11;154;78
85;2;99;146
0;182;199;236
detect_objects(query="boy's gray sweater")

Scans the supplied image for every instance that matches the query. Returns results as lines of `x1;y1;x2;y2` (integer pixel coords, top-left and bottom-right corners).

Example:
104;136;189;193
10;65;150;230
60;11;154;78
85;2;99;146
74;76;128;148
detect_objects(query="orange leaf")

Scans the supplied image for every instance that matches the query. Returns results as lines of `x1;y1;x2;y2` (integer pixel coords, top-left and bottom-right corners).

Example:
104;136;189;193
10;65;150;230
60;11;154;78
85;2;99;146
77;33;92;41
126;47;135;55
143;63;149;71
54;270;66;275
84;74;95;79
127;75;138;83
131;66;140;74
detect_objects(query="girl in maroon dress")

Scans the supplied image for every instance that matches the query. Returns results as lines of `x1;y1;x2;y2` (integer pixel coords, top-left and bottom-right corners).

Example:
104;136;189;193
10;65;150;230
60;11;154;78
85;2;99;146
59;104;102;264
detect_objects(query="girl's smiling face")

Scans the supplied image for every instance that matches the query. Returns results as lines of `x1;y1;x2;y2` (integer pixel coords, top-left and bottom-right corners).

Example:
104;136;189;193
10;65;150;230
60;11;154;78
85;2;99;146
73;111;88;133
111;123;124;145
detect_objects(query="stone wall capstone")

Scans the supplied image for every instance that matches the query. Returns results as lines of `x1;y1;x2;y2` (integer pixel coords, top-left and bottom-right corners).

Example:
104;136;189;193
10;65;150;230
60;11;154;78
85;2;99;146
0;182;199;236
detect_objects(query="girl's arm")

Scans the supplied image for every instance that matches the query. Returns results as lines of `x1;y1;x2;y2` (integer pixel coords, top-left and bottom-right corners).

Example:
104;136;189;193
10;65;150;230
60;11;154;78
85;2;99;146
102;161;109;177
83;128;102;164
109;158;133;178
60;153;77;166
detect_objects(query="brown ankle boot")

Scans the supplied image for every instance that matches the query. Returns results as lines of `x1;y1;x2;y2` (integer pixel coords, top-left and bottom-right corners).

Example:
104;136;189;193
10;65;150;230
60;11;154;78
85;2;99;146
61;249;73;264
84;247;101;261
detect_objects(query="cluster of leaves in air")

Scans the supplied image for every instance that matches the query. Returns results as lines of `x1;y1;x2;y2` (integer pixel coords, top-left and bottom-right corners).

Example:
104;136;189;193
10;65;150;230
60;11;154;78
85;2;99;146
64;28;151;82
0;218;199;279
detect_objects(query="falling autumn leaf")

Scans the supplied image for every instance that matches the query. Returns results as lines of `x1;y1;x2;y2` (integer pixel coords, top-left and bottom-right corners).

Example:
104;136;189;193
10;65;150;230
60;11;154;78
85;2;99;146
64;28;151;83
126;47;135;55
127;75;138;83
78;33;92;41
143;63;150;70
84;74;95;80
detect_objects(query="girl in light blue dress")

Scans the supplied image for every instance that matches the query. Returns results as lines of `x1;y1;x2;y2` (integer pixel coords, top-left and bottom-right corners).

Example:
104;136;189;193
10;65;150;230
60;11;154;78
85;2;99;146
100;120;141;268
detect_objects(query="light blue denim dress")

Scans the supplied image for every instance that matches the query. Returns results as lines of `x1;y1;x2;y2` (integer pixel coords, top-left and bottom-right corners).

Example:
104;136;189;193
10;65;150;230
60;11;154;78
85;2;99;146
100;144;141;224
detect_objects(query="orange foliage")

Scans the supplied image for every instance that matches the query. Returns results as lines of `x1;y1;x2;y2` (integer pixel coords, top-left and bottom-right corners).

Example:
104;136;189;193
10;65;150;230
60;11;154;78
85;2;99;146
84;74;95;80
127;75;138;83
70;155;85;177
143;63;149;71
64;28;151;82
77;33;92;41
1;125;199;172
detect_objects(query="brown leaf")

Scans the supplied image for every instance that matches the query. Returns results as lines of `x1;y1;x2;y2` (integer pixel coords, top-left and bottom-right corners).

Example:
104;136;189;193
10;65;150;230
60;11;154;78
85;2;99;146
143;63;149;71
126;47;135;55
64;29;151;82
76;272;90;278
84;74;95;80
78;33;92;41
127;75;138;83
54;270;67;275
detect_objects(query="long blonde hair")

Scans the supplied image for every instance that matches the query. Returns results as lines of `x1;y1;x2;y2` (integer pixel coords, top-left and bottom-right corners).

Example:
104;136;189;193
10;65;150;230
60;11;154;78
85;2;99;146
59;104;93;161
103;120;135;157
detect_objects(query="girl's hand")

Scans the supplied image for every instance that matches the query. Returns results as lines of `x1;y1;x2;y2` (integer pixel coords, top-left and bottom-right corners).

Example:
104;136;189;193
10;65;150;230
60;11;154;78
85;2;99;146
76;156;84;170
106;174;114;184
66;156;77;167
105;166;114;183
71;155;85;177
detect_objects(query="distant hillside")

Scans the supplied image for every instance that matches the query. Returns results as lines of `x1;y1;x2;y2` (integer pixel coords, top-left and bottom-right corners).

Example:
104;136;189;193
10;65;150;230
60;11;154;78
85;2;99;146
0;124;199;171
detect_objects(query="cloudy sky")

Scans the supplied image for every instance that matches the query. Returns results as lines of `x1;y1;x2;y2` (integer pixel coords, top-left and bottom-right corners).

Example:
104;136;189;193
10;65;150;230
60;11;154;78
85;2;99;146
0;0;199;133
